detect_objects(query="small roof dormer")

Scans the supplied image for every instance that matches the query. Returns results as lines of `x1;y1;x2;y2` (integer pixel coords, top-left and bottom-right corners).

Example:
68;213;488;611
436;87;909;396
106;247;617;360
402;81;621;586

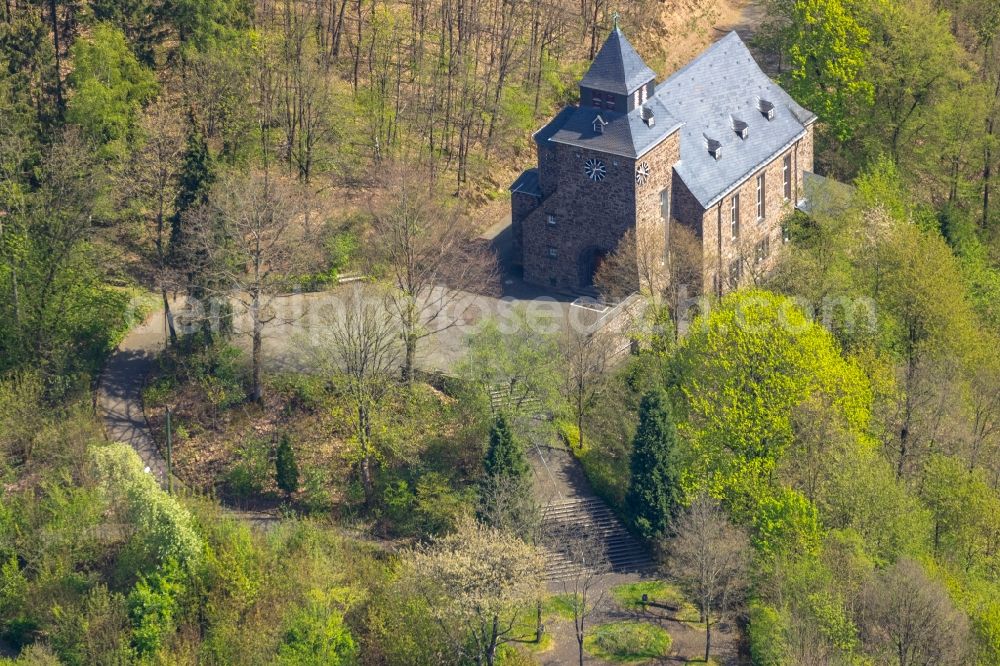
579;21;656;112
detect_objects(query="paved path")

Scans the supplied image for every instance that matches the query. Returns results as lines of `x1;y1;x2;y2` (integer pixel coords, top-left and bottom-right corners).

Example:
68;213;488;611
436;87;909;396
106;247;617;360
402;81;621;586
97;305;280;526
98;306;171;484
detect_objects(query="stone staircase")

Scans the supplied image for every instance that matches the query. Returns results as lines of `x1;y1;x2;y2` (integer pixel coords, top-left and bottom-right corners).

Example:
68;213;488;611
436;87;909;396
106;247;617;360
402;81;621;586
541;496;655;582
488;385;541;414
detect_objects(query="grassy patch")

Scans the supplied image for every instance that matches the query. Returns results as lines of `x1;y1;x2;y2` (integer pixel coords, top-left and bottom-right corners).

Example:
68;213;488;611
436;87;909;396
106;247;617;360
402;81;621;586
584;622;672;663
542;593;578;621
611;581;701;623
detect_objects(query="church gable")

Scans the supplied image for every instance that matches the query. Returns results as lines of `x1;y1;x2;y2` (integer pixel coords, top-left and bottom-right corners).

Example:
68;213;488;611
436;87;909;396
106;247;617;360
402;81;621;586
656;32;816;209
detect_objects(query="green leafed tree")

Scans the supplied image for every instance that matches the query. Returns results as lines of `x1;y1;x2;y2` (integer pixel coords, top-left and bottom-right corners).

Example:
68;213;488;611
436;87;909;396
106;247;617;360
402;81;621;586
165;0;254;51
668;290;873;531
624;388;682;541
170;124;213;251
479;413;538;536
66;23;158;159
781;0;874;143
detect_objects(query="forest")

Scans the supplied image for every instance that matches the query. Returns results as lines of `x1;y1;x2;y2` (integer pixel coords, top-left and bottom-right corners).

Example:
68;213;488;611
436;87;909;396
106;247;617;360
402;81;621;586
2;0;1000;663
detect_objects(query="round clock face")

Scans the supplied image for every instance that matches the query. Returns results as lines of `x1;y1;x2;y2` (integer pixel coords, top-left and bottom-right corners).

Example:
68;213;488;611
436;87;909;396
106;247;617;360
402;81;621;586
584;158;606;182
635;160;651;186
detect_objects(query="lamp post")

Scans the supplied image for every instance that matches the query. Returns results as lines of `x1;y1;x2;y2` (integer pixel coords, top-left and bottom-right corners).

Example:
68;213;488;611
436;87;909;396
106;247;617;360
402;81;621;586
165;406;173;495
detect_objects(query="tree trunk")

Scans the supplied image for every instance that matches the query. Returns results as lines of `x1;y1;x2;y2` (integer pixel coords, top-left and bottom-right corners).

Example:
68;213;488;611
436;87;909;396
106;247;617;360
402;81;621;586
47;0;64;113
162;288;178;345
360;453;373;503
984;115;994;229
360;406;374;504
404;330;416;386
486;614;500;666
705;615;711;663
252;324;263;402
251;292;263;403
536;600;543;642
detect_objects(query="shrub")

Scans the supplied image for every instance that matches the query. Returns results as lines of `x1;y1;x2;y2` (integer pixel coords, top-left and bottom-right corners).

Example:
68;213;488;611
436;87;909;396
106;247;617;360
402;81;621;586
92;444;203;571
556;420;580;449
127;559;187;657
141;376;175;409
275;434;299;497
299;465;334;514
415;472;471;537
225;437;271;499
748;602;789;666
381;479;415;533
270;374;328;413
277;588;357;665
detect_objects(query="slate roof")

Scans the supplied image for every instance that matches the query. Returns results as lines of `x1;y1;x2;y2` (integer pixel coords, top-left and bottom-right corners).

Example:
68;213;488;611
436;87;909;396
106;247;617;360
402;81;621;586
510;168;541;197
527;29;816;209
579;27;657;96
547;97;683;159
659;31;817;208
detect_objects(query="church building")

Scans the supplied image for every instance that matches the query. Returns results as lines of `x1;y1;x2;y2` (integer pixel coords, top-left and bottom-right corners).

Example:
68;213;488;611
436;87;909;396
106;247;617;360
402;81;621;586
510;26;816;295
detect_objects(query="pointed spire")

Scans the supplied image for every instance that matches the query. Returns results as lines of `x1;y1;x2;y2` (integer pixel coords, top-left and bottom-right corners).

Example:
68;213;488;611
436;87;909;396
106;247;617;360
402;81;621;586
579;25;656;97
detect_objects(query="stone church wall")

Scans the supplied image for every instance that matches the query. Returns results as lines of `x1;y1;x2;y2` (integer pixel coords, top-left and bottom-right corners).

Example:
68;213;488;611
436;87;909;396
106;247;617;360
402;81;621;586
523;142;638;291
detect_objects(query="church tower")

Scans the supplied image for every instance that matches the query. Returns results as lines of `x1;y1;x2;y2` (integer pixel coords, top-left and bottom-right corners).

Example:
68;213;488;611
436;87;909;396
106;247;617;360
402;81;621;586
578;25;657;116
510;24;682;293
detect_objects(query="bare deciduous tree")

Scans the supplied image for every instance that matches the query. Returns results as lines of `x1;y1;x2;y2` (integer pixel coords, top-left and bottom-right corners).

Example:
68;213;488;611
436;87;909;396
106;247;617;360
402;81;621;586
478;473;541;542
316;286;401;505
669;494;750;663
188;171;316;403
594;221;702;343
548;523;611;666
861;558;970;666
126;99;185;345
368;161;497;384
559;325;614;451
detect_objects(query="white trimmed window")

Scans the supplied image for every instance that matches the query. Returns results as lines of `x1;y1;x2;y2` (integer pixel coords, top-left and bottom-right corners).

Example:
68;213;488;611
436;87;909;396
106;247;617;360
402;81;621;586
730;193;740;240
546;214;557;227
756;173;765;221
547;246;558;259
729;259;741;287
754;237;771;264
783;154;792;201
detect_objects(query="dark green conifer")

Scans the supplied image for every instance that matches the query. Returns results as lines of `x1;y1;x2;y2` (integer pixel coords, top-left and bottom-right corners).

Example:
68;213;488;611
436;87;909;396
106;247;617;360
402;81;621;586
170;125;213;251
625;389;682;541
483;413;528;482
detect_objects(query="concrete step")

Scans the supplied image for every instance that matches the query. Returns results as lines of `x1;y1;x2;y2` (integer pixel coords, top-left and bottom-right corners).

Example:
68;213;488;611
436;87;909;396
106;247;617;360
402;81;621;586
540;494;654;581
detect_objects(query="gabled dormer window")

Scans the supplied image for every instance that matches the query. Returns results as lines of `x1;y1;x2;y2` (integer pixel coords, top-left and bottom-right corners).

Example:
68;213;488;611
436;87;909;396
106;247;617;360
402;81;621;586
593;115;607;134
756;97;775;120
733;118;749;140
705;136;723;160
641;106;655;127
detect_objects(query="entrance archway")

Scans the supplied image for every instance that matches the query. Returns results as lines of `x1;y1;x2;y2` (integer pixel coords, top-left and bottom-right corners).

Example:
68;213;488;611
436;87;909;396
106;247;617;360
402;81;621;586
578;246;607;288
